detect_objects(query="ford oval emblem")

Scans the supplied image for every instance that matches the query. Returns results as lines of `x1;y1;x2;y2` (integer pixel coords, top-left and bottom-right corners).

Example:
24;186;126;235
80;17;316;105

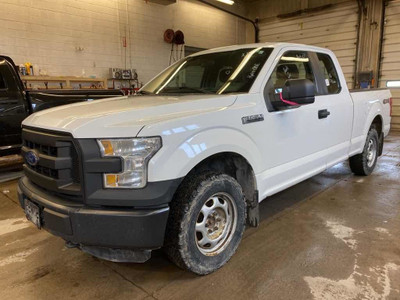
25;150;40;166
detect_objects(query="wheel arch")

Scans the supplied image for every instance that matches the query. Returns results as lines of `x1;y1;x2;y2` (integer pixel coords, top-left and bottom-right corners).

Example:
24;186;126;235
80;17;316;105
370;114;384;156
370;114;383;135
182;152;258;208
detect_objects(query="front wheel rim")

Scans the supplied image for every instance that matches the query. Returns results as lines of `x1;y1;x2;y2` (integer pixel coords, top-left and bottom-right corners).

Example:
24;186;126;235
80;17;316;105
195;192;237;256
366;138;377;168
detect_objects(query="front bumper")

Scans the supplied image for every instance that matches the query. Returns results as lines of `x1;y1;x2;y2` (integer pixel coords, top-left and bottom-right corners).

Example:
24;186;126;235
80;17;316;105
18;176;170;250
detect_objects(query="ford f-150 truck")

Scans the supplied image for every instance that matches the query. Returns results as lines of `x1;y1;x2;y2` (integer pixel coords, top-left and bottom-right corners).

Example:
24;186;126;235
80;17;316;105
0;55;123;158
17;43;392;275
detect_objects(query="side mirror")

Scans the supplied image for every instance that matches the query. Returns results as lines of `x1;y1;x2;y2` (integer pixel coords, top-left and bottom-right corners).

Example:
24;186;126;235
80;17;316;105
281;79;315;106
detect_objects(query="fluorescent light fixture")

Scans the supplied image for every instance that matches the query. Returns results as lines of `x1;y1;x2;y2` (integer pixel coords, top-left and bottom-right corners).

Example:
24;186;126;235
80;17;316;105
216;0;235;5
387;80;400;88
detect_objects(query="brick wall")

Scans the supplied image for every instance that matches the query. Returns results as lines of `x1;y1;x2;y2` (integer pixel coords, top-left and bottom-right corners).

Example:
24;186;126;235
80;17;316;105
0;0;246;86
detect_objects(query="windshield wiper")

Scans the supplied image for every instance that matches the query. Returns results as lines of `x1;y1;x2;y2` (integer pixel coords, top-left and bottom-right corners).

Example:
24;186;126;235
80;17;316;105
162;87;211;94
136;90;154;95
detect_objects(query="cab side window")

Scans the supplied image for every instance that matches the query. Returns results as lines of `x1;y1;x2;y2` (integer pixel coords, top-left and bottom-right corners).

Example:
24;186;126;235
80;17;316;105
317;53;341;94
265;51;315;110
0;70;7;90
0;64;9;101
0;61;22;101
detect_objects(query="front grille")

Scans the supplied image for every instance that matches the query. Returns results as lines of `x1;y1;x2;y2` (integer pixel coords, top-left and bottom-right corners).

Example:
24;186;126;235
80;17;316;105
25;140;58;156
29;164;58;179
21;128;82;198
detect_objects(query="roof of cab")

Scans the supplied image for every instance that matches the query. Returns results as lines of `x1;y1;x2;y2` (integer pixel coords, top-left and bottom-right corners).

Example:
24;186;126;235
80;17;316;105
189;42;334;57
0;55;16;66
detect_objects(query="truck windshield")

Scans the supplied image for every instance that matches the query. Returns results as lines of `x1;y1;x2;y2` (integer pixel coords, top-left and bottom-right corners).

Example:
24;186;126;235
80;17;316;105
141;47;273;95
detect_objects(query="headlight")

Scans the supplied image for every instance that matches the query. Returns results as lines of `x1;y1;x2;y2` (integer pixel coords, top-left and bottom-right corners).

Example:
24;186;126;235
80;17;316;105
97;137;161;189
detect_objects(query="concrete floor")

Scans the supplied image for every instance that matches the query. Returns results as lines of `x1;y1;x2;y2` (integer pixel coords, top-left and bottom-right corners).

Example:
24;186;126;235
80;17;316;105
1;134;400;300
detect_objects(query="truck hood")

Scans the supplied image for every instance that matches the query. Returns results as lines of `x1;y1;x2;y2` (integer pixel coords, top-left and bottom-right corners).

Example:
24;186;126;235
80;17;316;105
22;94;237;138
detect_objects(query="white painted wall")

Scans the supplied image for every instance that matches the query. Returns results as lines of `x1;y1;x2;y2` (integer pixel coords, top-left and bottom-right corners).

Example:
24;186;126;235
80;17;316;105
0;0;246;85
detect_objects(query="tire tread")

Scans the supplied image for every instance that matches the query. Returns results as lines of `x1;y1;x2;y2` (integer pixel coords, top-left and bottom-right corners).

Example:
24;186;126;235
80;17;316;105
164;171;245;275
349;128;379;176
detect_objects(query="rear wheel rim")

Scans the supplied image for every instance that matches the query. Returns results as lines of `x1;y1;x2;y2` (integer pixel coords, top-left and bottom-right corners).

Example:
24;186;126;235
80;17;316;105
366;138;377;168
195;192;237;256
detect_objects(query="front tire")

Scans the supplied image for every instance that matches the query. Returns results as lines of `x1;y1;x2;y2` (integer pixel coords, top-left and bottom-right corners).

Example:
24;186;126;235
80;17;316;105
164;172;246;275
349;128;379;176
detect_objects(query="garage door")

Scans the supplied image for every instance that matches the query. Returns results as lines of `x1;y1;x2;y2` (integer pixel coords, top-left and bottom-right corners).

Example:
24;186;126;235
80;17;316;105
380;0;400;130
258;1;358;89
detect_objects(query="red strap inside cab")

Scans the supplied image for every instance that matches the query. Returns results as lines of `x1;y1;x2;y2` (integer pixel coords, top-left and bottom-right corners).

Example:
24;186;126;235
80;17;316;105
280;92;299;106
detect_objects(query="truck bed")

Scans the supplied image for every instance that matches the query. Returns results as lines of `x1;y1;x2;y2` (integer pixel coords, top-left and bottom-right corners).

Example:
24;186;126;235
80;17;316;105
349;88;392;157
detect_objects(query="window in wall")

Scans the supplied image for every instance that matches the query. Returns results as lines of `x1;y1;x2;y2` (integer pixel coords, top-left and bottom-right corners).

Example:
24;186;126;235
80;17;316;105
317;53;341;94
265;51;315;109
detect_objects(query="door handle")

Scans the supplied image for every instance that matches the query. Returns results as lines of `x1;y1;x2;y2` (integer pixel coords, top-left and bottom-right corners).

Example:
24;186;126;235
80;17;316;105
318;109;330;119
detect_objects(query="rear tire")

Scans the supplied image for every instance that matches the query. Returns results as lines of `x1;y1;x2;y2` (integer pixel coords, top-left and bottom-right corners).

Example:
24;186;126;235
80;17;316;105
164;172;246;275
349;128;379;176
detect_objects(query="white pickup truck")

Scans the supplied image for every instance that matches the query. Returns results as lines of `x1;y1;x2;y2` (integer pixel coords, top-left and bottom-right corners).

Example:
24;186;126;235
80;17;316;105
18;43;391;275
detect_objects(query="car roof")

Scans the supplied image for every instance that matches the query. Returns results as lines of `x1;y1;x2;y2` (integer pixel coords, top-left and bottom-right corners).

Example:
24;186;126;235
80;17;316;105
189;42;333;57
0;55;16;67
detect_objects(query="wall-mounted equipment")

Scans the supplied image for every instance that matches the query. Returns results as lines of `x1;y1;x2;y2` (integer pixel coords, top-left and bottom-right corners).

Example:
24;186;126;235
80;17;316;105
122;69;132;80
131;69;138;80
174;30;185;45
110;68;137;80
164;29;175;43
358;71;374;89
110;68;122;79
164;29;185;65
122;69;138;80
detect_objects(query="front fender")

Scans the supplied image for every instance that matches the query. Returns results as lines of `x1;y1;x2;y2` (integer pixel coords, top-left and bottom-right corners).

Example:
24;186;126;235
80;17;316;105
147;127;263;182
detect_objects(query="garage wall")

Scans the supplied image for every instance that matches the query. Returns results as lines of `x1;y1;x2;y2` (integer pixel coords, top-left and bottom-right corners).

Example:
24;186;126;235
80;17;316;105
255;1;359;89
380;0;400;130
246;0;352;20
0;0;246;84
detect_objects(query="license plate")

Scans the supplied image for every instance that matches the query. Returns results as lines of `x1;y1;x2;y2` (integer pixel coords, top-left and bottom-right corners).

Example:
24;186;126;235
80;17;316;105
25;199;41;229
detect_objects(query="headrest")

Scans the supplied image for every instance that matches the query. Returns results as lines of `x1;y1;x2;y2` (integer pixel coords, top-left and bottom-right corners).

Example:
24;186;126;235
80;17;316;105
276;64;299;80
218;67;233;82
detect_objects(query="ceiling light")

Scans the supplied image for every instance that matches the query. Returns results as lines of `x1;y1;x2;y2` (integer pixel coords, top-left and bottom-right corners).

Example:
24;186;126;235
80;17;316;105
387;80;400;88
216;0;235;5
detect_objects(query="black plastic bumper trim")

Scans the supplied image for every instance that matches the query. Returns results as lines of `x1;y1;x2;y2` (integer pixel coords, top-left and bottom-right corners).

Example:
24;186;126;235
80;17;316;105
23;165;81;195
18;177;170;249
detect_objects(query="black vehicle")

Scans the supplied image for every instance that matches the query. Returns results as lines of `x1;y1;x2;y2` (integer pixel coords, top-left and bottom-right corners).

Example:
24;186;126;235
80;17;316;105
0;56;123;158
